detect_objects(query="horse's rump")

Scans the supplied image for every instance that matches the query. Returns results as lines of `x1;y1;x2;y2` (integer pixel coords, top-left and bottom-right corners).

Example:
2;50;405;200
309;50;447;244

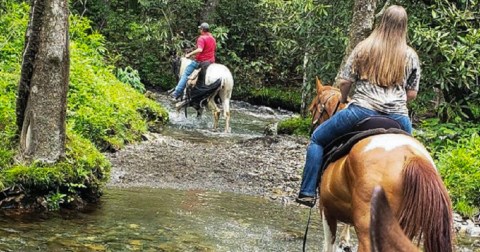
321;133;453;252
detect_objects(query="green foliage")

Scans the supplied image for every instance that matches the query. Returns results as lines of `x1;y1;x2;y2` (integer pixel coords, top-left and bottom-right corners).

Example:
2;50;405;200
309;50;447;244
116;66;146;93
46;191;66;211
67;15;168;151
409;0;480;121
0;1;168;210
277;116;311;137
414;118;480;216
239;87;302;112
437;134;480;217
414;118;480;157
257;0;338;84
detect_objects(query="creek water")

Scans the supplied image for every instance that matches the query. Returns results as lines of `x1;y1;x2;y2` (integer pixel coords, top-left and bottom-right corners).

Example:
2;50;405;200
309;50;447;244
0;188;327;251
0;96;478;251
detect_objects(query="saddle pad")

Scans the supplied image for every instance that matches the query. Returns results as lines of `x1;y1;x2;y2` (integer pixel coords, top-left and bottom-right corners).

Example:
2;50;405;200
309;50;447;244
176;78;222;110
321;128;410;172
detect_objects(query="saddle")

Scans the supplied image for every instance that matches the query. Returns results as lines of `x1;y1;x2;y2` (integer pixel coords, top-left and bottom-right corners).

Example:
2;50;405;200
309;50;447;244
320;116;410;172
176;62;221;111
187;61;211;87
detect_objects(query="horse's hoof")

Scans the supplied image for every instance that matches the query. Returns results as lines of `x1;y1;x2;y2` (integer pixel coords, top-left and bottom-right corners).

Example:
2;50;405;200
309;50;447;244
339;243;352;252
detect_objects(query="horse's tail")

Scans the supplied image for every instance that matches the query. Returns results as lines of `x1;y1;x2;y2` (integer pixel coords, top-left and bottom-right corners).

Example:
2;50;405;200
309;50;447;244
398;157;454;252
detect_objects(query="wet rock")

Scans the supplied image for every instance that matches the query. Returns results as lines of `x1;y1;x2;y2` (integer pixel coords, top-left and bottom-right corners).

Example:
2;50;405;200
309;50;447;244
467;226;480;237
264;122;278;136
144;91;156;100
258;106;276;115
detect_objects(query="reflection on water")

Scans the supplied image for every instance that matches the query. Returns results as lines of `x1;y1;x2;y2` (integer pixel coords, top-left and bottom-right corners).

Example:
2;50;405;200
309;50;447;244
1;188;478;251
0;188;326;251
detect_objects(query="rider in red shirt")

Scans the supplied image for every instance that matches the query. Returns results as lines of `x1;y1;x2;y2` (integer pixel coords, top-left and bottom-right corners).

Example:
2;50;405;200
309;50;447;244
171;23;217;100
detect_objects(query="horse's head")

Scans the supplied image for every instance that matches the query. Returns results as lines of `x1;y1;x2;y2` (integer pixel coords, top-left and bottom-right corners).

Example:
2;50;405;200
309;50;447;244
170;52;181;81
309;77;347;132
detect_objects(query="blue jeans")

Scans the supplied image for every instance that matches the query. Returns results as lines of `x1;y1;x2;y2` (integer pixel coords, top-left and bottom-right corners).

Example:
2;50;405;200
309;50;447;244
173;61;199;98
298;104;412;197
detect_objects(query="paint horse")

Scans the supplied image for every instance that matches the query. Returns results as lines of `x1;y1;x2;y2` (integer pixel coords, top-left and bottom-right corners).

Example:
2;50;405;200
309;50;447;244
309;77;453;252
171;56;234;133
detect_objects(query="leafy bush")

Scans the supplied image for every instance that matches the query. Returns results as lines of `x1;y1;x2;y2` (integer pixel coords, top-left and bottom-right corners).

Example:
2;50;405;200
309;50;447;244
116;66;146;93
437;134;480;217
414;118;480;217
68;14;168;151
414;118;480;157
409;0;480;121
277;116;311;137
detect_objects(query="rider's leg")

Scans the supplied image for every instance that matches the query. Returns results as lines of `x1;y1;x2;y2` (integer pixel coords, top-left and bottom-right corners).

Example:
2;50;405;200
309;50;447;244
297;104;375;206
173;61;199;98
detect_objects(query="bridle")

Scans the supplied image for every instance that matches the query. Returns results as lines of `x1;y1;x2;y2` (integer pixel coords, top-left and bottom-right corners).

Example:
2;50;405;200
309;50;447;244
309;89;342;133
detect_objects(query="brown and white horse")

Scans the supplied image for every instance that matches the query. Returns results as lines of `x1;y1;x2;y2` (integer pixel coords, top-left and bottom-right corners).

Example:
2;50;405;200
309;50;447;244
172;56;234;133
309;77;454;252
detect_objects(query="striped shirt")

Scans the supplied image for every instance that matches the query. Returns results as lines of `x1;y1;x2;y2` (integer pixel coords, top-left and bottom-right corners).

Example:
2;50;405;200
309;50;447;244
339;46;421;116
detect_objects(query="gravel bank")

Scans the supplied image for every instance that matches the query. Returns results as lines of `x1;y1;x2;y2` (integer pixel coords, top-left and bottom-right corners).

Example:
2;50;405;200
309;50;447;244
106;133;308;205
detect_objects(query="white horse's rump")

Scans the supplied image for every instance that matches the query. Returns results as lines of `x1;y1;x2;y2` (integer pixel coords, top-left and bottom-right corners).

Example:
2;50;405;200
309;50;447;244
176;57;234;133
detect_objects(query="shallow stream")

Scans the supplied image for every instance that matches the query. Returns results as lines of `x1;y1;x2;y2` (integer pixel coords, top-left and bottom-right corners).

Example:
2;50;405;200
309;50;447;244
0;95;478;251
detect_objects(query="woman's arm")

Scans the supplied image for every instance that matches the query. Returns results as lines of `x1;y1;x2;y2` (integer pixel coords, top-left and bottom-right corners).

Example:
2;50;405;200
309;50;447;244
339;79;353;104
406;90;417;102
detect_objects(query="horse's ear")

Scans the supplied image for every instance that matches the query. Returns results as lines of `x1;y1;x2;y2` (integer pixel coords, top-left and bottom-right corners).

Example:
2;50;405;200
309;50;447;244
316;77;324;93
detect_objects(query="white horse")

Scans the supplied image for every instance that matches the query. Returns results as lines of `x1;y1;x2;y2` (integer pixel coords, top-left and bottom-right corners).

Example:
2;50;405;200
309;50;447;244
172;56;234;133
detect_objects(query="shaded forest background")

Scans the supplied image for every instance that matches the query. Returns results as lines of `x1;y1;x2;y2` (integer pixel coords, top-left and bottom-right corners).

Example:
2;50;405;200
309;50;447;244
71;0;479;122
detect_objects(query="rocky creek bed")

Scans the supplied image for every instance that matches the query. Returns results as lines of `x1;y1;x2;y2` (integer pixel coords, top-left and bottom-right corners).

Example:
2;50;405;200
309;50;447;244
106;131;480;244
106;133;307;204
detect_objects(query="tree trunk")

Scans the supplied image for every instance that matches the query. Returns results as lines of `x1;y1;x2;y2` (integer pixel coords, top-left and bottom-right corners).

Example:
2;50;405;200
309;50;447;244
300;52;310;117
200;0;220;23
16;0;70;163
334;0;377;86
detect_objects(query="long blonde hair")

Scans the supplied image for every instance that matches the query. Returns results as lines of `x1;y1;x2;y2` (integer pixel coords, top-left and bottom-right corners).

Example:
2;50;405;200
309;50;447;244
353;5;408;87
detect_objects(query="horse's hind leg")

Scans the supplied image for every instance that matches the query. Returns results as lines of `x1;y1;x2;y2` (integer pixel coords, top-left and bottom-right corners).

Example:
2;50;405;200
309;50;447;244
352;197;373;252
222;96;231;133
339;225;352;251
322;209;338;252
207;97;220;130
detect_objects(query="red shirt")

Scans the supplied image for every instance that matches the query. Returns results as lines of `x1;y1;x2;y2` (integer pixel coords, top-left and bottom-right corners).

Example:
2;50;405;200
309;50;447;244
195;33;216;63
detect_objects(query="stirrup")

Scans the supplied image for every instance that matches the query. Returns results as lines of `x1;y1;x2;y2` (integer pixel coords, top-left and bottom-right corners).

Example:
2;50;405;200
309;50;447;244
295;196;316;208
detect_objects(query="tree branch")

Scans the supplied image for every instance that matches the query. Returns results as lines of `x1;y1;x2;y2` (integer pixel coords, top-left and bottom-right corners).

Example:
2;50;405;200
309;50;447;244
375;0;391;18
